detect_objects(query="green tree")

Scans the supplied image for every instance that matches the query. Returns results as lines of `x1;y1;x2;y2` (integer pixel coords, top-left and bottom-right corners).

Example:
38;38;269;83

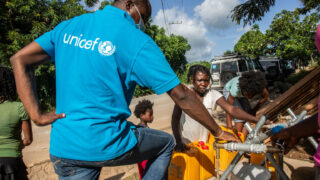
1;0;190;104
99;0;113;10
231;0;320;25
299;0;320;14
266;10;320;67
234;24;266;57
134;23;191;97
223;50;235;55
231;0;275;26
0;0;97;110
0;0;90;65
145;23;191;74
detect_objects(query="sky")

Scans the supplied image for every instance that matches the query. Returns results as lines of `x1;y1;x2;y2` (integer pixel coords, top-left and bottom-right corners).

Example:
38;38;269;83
92;0;305;62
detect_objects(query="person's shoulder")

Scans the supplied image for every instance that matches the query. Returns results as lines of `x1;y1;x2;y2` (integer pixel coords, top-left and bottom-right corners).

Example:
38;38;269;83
10;101;25;109
226;76;240;87
231;76;240;83
208;88;222;96
2;100;20;106
0;101;22;110
207;89;223;101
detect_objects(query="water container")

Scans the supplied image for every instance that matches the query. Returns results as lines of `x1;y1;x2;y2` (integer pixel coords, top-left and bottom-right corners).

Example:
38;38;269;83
194;141;216;179
168;141;216;180
250;153;276;180
169;126;245;179
168;144;200;180
209;126;245;171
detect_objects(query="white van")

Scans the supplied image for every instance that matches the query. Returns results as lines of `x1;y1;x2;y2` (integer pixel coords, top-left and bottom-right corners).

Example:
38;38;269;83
210;54;263;89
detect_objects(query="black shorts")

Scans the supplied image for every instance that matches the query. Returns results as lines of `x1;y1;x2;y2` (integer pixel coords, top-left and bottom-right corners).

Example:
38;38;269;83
0;157;28;180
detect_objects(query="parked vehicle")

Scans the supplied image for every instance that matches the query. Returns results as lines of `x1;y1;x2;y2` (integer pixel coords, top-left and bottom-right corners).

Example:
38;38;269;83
258;56;283;82
210;53;264;89
258;56;295;83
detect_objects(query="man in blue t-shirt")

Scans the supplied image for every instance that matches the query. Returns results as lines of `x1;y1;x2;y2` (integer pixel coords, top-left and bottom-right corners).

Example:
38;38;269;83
10;0;238;179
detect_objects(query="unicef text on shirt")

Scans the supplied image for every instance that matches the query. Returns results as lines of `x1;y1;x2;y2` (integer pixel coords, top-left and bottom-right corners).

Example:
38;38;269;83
63;33;116;56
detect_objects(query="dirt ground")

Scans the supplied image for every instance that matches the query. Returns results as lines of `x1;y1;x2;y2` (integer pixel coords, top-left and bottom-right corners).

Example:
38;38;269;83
23;92;316;180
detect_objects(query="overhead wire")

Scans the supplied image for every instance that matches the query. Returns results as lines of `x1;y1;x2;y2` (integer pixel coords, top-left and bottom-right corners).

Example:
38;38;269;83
160;0;170;34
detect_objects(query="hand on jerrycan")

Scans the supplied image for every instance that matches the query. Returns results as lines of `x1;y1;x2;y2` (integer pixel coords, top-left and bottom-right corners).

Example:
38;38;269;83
216;130;241;142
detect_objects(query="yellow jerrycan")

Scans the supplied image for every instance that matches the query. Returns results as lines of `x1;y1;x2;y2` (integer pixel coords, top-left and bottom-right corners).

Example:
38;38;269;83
250;153;277;180
168;143;200;180
208;126;245;171
168;141;216;180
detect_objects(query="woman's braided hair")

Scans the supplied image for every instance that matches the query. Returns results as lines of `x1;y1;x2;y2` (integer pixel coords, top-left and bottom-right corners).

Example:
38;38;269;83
187;65;212;83
0;65;17;103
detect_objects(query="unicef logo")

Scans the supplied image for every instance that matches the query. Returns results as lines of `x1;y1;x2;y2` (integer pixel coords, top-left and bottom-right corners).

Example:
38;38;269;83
98;41;116;56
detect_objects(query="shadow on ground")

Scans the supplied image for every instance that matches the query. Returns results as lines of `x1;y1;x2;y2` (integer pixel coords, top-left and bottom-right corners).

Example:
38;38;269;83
104;173;125;180
291;167;315;180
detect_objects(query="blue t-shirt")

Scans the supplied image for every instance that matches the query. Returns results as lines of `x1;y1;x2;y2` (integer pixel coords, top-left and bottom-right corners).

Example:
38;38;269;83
35;5;180;161
223;76;243;98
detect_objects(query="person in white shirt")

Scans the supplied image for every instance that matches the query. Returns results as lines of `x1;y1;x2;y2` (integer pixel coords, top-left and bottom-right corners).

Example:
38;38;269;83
171;65;259;151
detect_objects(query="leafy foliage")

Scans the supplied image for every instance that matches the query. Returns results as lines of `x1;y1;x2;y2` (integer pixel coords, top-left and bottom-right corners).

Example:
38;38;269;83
298;0;320;14
0;0;87;65
231;0;275;26
285;69;312;84
99;0;113;10
234;24;266;57
266;10;320;65
231;0;320;26
145;22;191;74
1;0;191;105
234;10;320;68
0;0;90;111
134;22;191;97
223;50;235;55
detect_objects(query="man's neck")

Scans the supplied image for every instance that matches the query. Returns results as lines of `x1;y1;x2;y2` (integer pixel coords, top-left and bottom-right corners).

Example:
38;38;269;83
139;121;148;127
113;2;125;11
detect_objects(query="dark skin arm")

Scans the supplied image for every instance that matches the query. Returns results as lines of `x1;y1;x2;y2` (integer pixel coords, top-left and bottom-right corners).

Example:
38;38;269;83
10;42;65;126
271;113;318;154
252;88;269;112
226;93;235;129
21;120;33;146
216;96;258;123
168;84;239;144
171;104;189;151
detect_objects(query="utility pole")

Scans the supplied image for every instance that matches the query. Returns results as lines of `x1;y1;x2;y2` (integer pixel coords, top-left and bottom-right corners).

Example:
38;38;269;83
167;21;182;35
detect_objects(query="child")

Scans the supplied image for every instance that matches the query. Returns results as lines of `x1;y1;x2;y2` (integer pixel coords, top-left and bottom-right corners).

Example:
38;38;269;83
224;71;269;138
133;99;154;179
0;66;33;180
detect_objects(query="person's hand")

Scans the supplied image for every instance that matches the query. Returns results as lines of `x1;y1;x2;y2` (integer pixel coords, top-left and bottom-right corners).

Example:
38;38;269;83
216;131;240;142
23;138;32;146
265;120;273;125
33;110;65;126
226;125;233;130
175;142;189;152
271;128;300;154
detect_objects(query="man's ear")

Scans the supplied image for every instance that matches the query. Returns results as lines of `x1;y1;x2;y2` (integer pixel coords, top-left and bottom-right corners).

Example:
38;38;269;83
125;0;134;11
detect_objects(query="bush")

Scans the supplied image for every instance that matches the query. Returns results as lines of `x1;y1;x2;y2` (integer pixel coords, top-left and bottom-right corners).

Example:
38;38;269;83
285;69;312;84
34;64;56;111
133;85;154;97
